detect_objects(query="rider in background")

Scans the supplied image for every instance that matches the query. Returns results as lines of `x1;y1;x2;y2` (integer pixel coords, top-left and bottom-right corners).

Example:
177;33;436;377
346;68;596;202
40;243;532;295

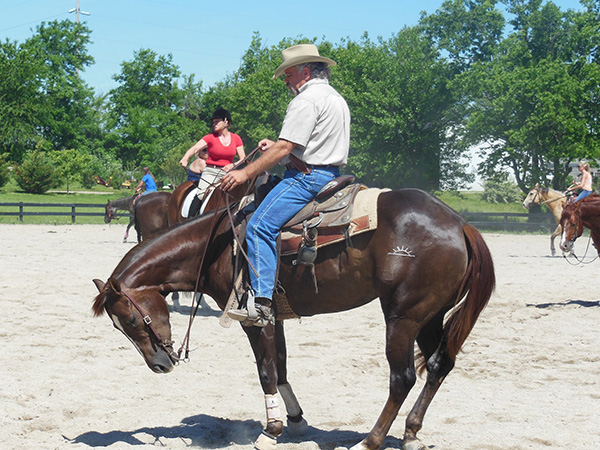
566;161;593;202
221;44;351;327
135;167;157;195
179;108;245;216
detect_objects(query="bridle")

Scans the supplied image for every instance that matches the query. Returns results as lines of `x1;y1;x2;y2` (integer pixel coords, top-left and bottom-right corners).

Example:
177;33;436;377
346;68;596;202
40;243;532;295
529;188;541;205
104;205;118;223
562;205;599;265
117;286;180;365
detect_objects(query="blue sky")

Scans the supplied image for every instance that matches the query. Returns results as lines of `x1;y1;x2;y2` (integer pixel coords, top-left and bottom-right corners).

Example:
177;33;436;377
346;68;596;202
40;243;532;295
0;0;586;96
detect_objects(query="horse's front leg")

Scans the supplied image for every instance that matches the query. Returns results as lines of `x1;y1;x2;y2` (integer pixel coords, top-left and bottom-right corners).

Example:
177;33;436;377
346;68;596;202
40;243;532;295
550;224;561;256
242;323;283;449
274;320;308;436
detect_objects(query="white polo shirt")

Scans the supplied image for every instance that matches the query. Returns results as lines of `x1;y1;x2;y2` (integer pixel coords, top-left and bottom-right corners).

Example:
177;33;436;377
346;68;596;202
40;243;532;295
279;78;351;167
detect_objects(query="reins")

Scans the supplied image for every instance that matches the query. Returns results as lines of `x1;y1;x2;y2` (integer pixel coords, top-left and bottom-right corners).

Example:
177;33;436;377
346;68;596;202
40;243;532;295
562;205;599;265
541;194;567;205
177;146;262;361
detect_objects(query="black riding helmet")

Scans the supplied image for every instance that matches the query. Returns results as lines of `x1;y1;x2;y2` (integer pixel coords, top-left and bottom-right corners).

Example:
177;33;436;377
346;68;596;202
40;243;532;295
210;108;232;124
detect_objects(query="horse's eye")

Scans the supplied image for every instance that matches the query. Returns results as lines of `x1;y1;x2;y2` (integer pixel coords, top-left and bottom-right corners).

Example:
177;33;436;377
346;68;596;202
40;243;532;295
128;315;137;327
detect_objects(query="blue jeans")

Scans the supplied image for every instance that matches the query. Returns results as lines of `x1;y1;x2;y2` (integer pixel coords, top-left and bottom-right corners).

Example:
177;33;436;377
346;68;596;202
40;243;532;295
575;190;592;202
247;166;340;300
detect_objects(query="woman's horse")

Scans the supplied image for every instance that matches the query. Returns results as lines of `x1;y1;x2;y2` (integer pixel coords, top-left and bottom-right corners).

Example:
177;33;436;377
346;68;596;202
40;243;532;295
523;183;567;256
105;193;172;243
92;188;495;450
559;193;600;254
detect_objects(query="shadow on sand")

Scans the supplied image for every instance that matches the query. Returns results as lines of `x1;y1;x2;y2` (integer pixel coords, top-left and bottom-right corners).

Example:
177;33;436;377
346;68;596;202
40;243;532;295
66;413;406;449
527;299;600;308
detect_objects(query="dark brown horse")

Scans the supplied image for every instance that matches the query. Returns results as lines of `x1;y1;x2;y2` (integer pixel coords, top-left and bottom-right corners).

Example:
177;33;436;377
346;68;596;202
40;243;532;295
105;193;172;243
92;188;495;450
104;182;241;244
104;195;138;242
133;192;172;242
559;193;600;254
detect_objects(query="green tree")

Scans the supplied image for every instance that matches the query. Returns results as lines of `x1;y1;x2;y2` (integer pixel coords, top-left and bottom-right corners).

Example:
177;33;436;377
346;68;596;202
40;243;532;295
333;30;463;190
23;20;100;153
49;149;95;193
481;172;522;203
202;33;292;149
0;153;11;188
0;39;47;162
457;0;600;192
105;49;198;168
14;149;60;194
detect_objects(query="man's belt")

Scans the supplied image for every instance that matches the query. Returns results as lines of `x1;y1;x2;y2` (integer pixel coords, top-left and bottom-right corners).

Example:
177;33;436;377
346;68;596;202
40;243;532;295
286;154;337;174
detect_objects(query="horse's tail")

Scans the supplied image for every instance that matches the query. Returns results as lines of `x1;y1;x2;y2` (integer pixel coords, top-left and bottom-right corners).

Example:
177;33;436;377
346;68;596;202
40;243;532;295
444;224;495;361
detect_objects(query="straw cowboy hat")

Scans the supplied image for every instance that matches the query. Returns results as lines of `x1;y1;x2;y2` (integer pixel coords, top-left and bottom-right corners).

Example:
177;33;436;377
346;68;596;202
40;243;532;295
273;44;337;79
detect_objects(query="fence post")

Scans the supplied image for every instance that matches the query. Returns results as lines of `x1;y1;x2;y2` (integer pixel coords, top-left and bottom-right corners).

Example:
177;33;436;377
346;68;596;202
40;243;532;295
71;205;76;223
19;202;24;222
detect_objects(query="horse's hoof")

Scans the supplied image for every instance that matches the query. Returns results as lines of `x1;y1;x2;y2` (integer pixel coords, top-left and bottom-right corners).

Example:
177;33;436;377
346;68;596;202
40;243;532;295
286;417;308;436
403;438;426;450
254;431;277;450
349;441;369;450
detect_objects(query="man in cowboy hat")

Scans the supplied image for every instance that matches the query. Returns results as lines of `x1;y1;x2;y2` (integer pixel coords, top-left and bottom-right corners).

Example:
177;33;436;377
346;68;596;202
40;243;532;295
221;43;351;326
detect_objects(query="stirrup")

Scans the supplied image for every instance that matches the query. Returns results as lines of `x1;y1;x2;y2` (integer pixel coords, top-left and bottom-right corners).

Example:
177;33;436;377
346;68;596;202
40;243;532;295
228;290;274;327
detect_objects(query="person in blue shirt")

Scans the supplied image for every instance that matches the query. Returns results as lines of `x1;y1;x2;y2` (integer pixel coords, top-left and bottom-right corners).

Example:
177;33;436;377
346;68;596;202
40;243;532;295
135;167;157;195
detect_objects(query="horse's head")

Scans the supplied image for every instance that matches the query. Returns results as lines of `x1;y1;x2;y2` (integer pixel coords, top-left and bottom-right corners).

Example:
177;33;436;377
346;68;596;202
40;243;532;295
559;203;583;253
92;278;178;373
104;200;117;224
522;183;541;209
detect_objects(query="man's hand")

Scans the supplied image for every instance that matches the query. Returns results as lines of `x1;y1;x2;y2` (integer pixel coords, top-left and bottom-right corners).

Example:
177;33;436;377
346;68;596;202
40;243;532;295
258;139;275;151
221;169;249;191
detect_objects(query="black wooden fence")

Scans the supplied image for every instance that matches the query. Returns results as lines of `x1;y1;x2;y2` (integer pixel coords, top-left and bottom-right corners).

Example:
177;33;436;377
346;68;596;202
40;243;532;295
0;202;557;232
0;202;106;223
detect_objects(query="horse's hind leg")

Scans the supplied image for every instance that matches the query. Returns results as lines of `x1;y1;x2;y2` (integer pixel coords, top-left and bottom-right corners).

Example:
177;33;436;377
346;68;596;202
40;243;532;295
352;299;420;450
274;320;308;436
124;216;134;243
403;314;455;450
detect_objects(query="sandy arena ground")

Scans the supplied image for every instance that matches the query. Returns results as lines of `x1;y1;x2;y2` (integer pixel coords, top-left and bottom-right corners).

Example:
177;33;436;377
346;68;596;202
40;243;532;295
1;223;598;450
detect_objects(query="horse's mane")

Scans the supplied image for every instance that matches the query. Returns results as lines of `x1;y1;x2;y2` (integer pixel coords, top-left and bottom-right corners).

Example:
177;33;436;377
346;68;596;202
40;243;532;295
539;187;564;197
92;289;107;316
108;195;136;210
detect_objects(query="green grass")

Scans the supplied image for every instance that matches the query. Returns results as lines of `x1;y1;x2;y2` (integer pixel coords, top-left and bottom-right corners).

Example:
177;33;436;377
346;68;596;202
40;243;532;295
0;179;530;225
434;191;525;213
0;179;137;224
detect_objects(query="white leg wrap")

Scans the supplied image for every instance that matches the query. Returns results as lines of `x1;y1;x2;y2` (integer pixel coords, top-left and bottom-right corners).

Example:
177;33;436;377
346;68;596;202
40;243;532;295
265;394;282;423
254;431;277;450
278;383;302;418
349;441;369;450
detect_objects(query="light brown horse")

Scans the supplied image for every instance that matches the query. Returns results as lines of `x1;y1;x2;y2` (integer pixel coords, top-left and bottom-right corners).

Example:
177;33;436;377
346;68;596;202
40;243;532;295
559;193;600;254
92;187;495;450
522;183;568;256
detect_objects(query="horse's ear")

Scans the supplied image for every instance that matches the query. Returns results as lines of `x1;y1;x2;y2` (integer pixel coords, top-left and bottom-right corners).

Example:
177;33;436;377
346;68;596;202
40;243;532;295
107;277;122;295
534;183;539;188
93;279;105;293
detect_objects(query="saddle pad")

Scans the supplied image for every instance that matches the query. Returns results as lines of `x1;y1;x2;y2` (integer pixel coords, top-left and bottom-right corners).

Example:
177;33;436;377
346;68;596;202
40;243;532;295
181;189;198;218
280;187;389;255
